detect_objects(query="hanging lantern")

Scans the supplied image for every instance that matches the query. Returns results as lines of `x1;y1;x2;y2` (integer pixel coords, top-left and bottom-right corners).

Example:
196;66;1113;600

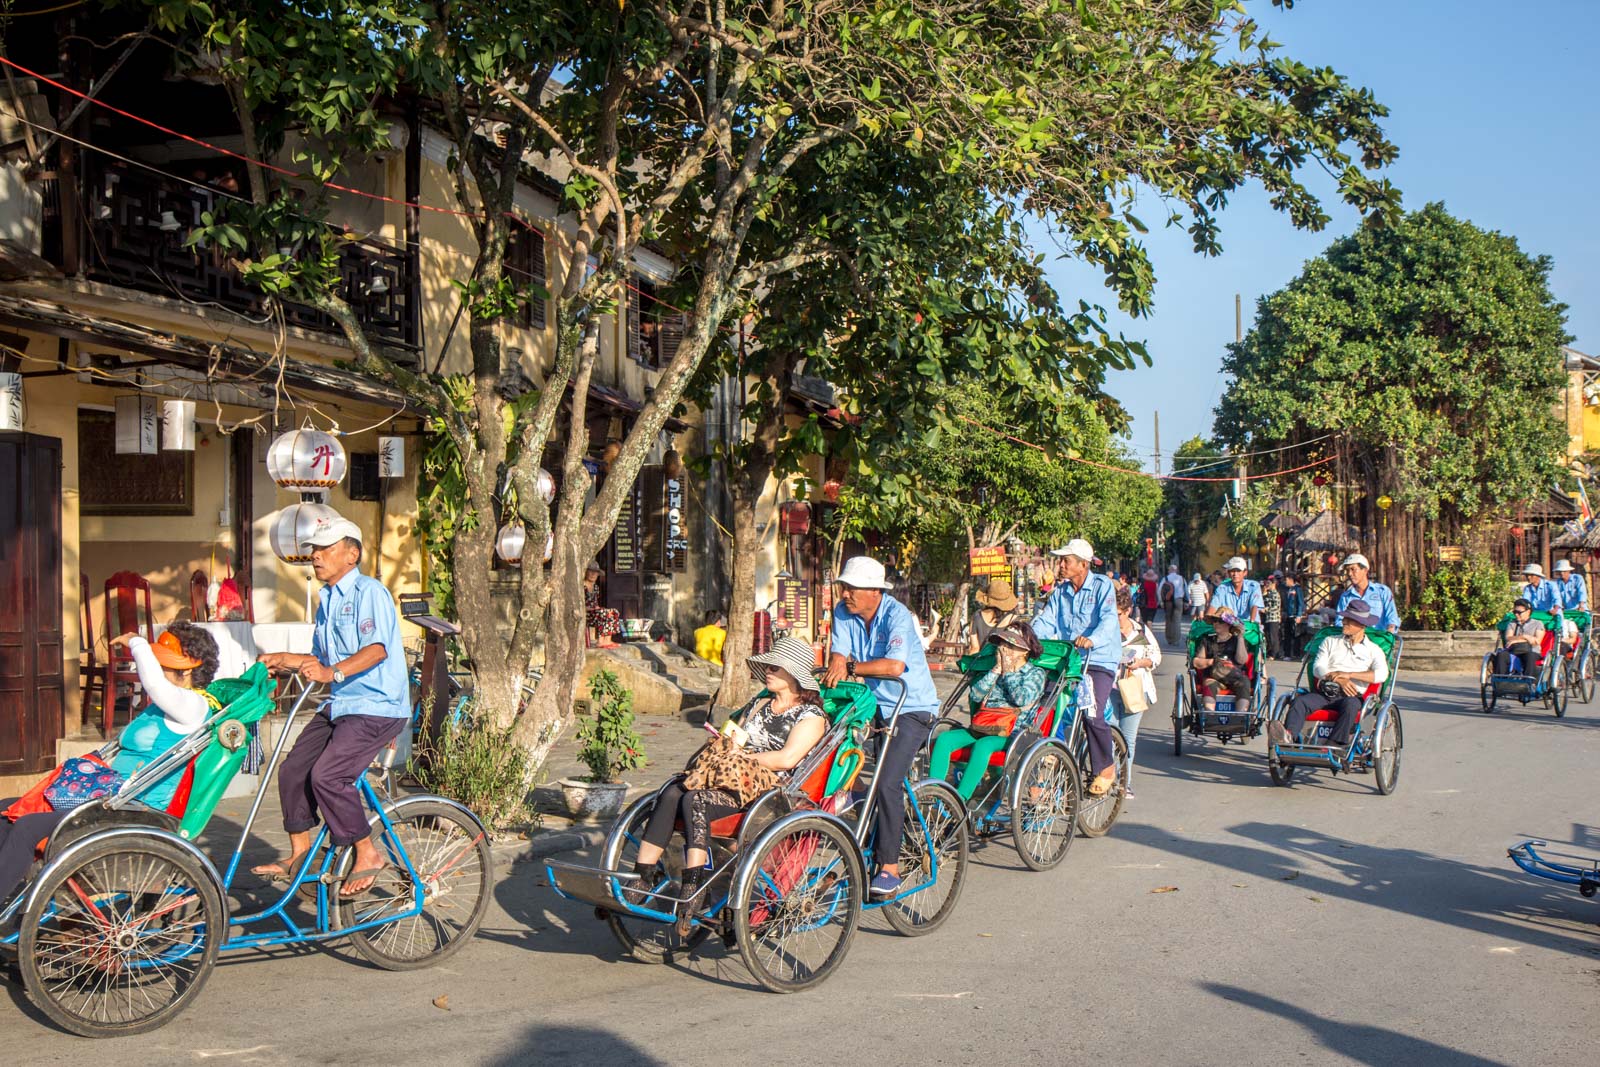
537;467;556;504
1376;495;1393;511
663;448;683;477
822;479;843;504
266;423;347;490
162;399;195;451
268;501;343;564
0;371;22;431
496;523;527;565
600;440;621;469
780;500;813;535
1275;532;1287;546
115;395;159;455
1312;473;1328;488
1510;525;1525;539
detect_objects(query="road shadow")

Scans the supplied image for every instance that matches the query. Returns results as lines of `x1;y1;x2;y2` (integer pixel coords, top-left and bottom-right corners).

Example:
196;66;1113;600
1205;984;1513;1066
1391;679;1599;729
1119;819;1600;956
482;1024;669;1066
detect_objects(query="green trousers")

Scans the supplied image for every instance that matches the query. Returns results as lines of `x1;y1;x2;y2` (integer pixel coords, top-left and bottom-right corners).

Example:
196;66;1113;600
929;727;1009;801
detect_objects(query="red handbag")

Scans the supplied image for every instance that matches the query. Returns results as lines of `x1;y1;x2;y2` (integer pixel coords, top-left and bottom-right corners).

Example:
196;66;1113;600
970;706;1018;736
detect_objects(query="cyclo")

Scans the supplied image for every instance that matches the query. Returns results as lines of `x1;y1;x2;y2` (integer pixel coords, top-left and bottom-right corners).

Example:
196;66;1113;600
1562;610;1596;705
1265;626;1404;793
1508;839;1600;900
924;639;1128;870
1;665;492;1037
1478;609;1569;717
545;677;969;992
1171;617;1271;755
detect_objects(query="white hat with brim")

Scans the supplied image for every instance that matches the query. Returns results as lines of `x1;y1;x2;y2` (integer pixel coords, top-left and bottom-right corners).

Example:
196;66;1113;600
1523;563;1545;577
1224;557;1248;572
302;516;363;550
747;635;821;692
837;555;893;590
1050;538;1095;560
1554;559;1573;572
1340;553;1370;570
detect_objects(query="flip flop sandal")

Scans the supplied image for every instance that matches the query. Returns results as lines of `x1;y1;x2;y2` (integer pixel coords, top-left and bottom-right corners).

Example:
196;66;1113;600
1087;774;1116;796
338;867;390;899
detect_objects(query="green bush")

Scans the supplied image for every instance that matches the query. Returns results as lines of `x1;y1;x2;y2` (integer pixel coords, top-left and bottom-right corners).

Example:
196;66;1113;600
576;669;646;783
411;709;536;831
1413;556;1514;632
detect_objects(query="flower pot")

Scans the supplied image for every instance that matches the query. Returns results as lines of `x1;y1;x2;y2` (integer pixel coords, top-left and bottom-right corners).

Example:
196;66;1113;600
559;777;630;820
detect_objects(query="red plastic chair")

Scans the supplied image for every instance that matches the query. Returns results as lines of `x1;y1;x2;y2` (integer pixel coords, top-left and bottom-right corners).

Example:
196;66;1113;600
100;571;155;737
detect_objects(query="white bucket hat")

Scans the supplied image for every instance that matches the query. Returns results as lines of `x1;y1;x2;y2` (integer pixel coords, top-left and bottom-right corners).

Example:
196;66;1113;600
837;556;893;590
747;635;821;692
1223;556;1248;572
1050;538;1095;560
1340;553;1370;570
1554;559;1573;573
1523;562;1545;577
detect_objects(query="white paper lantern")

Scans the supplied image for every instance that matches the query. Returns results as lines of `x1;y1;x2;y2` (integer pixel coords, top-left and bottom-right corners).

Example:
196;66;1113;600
0;372;21;431
269;501;343;564
266;424;347;489
495;523;527;565
162;399;195;451
115;395;159;454
537;467;556;504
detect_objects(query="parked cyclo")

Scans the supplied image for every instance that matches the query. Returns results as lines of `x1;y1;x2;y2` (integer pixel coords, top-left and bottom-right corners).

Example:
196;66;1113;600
1171;615;1271;755
1479;609;1569;717
1;666;492;1037
1562;610;1596;704
922;638;1129;870
1265;625;1403;794
1508;839;1600;900
545;676;969;992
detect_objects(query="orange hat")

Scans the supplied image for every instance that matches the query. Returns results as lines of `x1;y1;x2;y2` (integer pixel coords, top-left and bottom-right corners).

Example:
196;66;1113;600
151;630;202;670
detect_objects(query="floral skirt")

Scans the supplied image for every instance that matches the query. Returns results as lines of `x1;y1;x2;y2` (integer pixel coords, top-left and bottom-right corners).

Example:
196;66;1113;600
588;604;622;637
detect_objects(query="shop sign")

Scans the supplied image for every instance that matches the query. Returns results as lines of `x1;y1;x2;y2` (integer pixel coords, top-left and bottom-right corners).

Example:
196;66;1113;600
613;482;640;573
777;576;812;633
969;544;1010;577
663;475;688;572
1438;545;1463;562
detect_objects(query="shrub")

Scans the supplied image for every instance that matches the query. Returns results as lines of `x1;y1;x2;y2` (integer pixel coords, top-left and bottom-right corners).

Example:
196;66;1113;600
576;668;646;783
1413;555;1514;632
411;707;537;831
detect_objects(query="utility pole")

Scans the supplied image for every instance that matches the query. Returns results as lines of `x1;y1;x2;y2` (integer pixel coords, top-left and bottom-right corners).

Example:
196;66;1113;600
1153;410;1161;476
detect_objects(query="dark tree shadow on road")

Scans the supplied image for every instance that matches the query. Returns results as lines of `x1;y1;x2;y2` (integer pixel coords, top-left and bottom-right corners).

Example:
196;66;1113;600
483;1024;669;1067
1119;819;1600;957
1204;984;1513;1066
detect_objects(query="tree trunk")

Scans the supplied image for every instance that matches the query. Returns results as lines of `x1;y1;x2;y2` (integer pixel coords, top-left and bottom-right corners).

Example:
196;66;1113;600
716;481;762;714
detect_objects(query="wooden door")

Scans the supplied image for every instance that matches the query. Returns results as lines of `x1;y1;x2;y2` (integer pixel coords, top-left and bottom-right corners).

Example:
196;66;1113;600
0;434;64;775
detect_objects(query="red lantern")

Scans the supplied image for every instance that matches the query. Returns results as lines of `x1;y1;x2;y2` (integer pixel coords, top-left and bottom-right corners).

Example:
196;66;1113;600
779;500;813;535
1510;525;1525;539
822;479;843;503
1275;532;1286;545
1312;473;1328;487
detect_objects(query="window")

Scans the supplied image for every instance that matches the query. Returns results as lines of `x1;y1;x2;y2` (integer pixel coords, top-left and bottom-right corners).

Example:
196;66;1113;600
506;227;548;330
347;452;381;501
627;275;686;370
78;410;193;515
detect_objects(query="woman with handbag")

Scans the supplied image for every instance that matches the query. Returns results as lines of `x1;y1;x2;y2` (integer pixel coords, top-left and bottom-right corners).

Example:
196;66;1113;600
0;624;220;904
1107;585;1161;798
630;636;829;935
929;623;1047;802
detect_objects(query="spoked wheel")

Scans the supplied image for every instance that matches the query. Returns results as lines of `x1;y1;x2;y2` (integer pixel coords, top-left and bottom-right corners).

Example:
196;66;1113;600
1171;683;1185;757
341;799;493;970
601;795;693;965
1269;760;1296;786
1485;684;1499;714
1582;652;1596;704
1372;707;1403;795
1009;741;1081;871
730;813;864;992
1076;727;1129;838
883;780;969;936
1551;663;1570;718
1479;681;1492;712
19;835;223;1038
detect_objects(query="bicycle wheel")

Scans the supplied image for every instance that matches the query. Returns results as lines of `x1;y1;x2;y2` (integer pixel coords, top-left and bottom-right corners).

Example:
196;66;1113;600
601;794;692;965
882;779;969;936
20;834;223;1038
1373;707;1402;795
341;799;493;970
1010;740;1080;871
1076;727;1129;838
1269;759;1296;786
730;813;863;993
1551;663;1569;718
1171;682;1184;757
1583;651;1596;703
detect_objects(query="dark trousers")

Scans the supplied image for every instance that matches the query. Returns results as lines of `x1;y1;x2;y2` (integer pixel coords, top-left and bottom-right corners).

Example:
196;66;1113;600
869;713;933;870
640;779;741;857
1265;621;1282;660
1284;692;1363;745
279;710;405;846
1082;667;1116;777
1491;648;1538;678
0;809;67;904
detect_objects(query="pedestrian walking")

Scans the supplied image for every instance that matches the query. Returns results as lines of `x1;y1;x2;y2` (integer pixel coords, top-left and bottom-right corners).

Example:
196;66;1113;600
1187;572;1208;618
1281;573;1305;660
1162;574;1181;647
1109;585;1160;799
1262;575;1283;660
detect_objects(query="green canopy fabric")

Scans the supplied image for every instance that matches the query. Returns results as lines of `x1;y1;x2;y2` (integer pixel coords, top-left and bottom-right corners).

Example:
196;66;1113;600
1186;618;1264;661
957;638;1082;679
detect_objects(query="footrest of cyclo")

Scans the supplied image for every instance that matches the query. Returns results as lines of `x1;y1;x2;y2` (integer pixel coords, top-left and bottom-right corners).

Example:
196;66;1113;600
545;859;681;920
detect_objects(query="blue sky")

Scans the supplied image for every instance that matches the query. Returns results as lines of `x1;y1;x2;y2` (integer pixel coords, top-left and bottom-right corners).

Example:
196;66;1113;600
1036;0;1599;470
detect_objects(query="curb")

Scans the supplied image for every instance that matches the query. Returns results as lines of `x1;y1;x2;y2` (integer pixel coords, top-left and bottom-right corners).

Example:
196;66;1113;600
497;826;606;863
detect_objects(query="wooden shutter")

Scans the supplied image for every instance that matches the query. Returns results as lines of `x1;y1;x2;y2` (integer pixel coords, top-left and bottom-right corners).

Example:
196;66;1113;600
658;312;686;368
626;281;643;364
639;464;664;572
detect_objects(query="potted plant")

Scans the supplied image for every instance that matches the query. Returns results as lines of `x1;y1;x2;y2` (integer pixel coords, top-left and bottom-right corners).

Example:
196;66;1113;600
560;668;646;819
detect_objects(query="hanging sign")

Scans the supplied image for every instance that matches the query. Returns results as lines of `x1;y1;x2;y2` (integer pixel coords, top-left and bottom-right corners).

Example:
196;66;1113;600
969;545;1009;578
777;576;813;634
1438;545;1464;563
114;394;159;454
663;474;689;573
378;436;405;478
612;482;639;573
0;372;22;430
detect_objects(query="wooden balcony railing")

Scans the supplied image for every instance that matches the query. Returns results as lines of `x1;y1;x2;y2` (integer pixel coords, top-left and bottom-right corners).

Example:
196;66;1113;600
63;157;419;353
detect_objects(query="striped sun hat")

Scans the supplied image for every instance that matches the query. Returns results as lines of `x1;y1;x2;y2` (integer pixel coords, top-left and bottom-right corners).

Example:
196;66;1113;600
747;635;821;692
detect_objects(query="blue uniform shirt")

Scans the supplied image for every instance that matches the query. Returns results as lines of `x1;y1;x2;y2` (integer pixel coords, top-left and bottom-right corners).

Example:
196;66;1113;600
1337;581;1402;632
1521;578;1563;615
1209;579;1265;620
1556;574;1589;611
1030;572;1122;674
830;593;940;719
312;568;410;719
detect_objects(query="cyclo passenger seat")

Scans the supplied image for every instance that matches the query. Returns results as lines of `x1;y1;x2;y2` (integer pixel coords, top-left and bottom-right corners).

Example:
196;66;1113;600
1299;627;1397;725
169;664;279;839
949;640;1082;767
1186;619;1263;696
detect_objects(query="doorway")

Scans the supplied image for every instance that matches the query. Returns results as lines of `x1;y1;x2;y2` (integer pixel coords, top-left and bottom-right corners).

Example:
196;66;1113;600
0;433;64;775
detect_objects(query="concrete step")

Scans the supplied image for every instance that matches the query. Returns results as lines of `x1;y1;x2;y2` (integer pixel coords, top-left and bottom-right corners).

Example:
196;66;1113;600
1404;653;1488;673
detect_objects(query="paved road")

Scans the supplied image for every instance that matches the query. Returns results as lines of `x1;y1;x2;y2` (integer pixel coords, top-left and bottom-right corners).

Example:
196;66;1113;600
6;636;1599;1065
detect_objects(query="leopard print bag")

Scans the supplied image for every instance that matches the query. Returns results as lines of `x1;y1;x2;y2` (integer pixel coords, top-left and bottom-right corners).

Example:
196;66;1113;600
682;736;781;805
